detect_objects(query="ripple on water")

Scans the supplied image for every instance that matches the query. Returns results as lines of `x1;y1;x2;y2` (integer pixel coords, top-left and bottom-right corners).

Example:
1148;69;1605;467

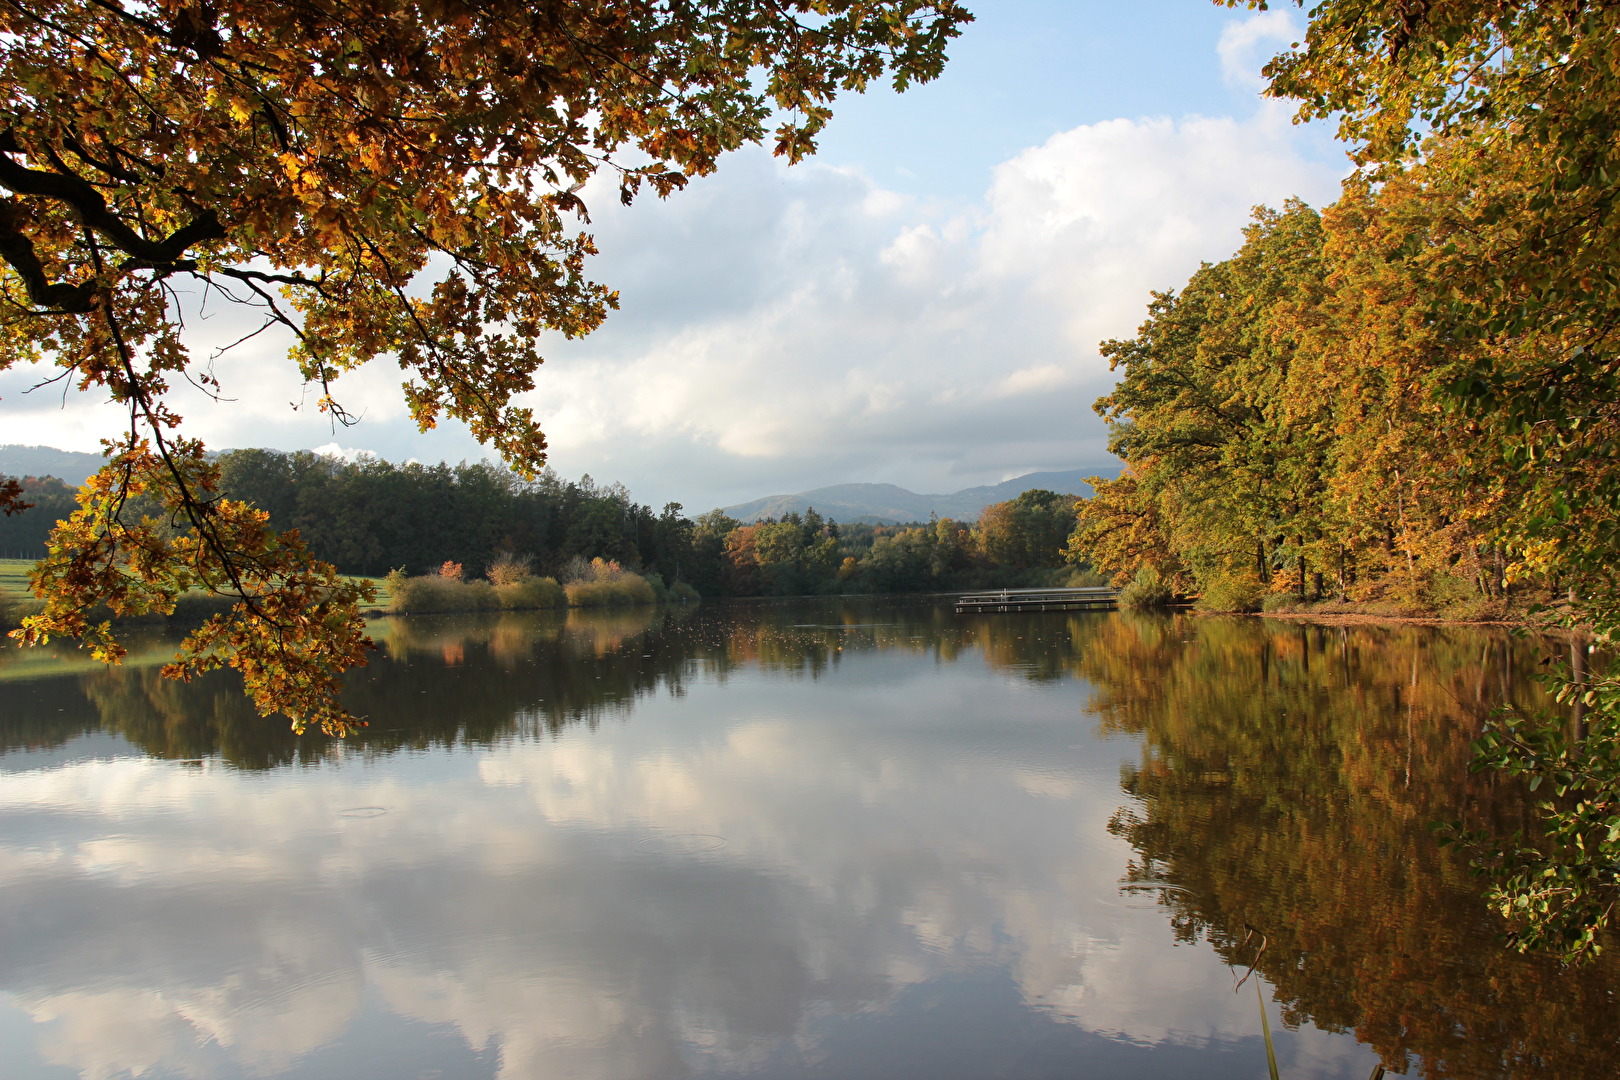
635;833;728;854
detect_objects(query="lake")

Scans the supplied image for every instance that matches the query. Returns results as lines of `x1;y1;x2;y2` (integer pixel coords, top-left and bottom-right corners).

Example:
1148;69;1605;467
1;598;1615;1079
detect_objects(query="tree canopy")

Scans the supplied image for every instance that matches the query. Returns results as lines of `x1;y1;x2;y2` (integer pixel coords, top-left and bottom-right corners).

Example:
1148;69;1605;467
0;0;972;732
1075;0;1620;960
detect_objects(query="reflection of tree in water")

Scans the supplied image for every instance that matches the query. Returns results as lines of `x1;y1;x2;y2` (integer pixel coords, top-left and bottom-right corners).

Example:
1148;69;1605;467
78;606;717;769
5;598;1114;768
1087;614;1620;1080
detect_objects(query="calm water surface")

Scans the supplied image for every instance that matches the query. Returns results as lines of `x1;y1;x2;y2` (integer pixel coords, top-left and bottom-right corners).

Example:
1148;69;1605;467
0;599;1614;1080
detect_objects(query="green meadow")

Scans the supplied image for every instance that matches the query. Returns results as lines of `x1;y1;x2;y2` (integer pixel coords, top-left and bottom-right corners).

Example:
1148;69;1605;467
0;557;31;599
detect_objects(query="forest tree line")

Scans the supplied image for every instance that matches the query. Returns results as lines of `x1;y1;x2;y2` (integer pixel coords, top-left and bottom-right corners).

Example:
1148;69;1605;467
1064;191;1606;621
0;451;1093;598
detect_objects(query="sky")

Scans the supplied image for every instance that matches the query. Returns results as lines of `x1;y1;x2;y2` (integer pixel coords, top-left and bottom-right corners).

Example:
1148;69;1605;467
0;1;1350;513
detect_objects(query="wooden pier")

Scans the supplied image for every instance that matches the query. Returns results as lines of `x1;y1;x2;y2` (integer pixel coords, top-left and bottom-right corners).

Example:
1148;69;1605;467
955;586;1118;614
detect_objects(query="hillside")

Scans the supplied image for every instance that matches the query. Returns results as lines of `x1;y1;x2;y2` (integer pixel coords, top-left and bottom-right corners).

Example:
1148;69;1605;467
0;445;105;485
718;466;1124;524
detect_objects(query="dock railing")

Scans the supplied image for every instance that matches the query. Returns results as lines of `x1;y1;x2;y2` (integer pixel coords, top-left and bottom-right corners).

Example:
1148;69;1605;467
954;586;1118;614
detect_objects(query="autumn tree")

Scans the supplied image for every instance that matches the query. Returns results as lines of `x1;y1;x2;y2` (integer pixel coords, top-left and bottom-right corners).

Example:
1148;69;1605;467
0;0;972;732
1077;203;1347;604
1232;0;1620;958
974;489;1079;571
1241;0;1620;610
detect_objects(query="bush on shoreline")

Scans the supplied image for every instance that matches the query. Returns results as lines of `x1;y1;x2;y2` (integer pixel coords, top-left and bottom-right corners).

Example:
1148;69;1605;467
1196;574;1264;614
385;571;567;615
383;557;701;615
0;594;29;632
1118;566;1176;610
565;574;655;607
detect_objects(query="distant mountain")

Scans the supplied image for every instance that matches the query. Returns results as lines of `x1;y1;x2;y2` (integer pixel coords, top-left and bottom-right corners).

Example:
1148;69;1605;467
719;466;1124;524
0;445;105;485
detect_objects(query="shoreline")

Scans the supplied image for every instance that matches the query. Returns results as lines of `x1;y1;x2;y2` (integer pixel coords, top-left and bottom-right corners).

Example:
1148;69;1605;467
1242;609;1585;634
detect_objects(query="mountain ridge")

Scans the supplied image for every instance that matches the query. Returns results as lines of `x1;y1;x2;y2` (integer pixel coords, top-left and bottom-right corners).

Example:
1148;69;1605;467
718;466;1123;525
0;444;107;485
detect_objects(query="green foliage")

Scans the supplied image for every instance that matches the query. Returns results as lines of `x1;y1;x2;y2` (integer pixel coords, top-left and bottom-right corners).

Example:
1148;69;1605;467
1118;566;1175;610
21;450;1089;605
976;489;1080;570
0;590;23;631
1197;573;1264;614
1222;0;1620;964
1436;649;1620;962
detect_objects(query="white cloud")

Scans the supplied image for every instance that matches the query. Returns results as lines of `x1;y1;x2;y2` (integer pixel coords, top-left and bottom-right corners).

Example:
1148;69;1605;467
0;19;1343;513
526;104;1343;507
1217;8;1303;92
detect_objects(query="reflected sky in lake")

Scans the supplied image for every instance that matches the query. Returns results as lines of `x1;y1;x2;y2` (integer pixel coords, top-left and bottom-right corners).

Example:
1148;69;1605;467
0;600;1612;1080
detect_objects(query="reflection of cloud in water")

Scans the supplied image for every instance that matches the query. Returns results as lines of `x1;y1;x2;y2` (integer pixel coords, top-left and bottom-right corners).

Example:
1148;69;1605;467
0;643;1366;1080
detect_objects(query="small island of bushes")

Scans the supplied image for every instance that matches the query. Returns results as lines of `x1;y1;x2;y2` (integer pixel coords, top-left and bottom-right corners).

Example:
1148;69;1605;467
383;554;698;616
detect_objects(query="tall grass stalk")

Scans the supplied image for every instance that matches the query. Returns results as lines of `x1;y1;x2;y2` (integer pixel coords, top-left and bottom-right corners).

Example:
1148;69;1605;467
1257;981;1281;1080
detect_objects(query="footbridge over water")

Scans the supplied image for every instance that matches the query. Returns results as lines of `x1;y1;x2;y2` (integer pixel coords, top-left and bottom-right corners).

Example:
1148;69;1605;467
954;586;1117;614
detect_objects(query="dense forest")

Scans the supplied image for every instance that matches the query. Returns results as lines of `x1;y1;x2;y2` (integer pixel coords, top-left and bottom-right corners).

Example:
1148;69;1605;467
1065;197;1543;619
0;451;1093;598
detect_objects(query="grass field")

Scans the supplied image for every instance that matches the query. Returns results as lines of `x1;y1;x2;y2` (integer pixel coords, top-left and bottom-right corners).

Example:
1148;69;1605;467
2;557;391;609
0;557;32;598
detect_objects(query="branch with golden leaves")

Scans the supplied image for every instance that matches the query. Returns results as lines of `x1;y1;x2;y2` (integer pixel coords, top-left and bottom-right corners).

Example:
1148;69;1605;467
10;441;374;735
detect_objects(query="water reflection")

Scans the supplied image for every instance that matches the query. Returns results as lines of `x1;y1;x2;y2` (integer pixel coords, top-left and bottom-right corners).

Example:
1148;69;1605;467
1085;615;1620;1080
0;602;1613;1080
0;600;1091;769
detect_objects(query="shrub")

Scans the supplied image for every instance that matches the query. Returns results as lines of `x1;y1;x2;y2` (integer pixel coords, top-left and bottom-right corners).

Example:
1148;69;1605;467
0;592;23;631
1438;594;1508;622
565;572;656;607
486;551;534;587
670;581;700;604
1260;591;1304;613
1197;573;1264;613
382;567;407;608
1118;566;1175;610
557;554;592;584
387;573;566;614
641;571;671;604
439;560;464;582
388;574;450;613
494;576;565;610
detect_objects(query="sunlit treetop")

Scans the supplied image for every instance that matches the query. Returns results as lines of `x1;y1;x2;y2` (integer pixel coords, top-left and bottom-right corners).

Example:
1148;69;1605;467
1234;0;1615;166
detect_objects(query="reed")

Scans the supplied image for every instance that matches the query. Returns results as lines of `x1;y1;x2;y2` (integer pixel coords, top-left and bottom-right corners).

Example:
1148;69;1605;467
385;573;566;614
564;573;656;608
